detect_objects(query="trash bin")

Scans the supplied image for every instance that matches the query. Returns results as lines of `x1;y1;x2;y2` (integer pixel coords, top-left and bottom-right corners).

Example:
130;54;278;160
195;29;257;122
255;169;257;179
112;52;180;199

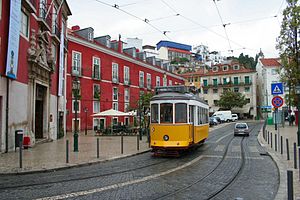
15;130;24;151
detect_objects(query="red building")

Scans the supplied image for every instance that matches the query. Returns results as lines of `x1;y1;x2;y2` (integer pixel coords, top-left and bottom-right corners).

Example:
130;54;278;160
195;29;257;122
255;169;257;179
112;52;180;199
0;0;71;152
66;26;185;132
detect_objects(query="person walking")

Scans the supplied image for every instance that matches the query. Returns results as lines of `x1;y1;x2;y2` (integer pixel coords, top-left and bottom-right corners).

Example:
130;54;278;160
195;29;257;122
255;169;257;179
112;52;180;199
290;114;295;126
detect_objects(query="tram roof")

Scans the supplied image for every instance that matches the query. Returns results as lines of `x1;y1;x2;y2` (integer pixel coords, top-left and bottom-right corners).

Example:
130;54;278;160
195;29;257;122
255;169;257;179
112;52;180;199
151;92;207;104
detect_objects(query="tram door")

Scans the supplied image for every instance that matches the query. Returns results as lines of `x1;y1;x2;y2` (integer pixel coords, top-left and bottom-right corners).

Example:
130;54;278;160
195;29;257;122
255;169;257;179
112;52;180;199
189;105;195;142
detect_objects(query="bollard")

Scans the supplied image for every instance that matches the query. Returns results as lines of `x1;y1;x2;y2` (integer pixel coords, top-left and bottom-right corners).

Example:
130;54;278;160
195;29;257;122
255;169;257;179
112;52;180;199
275;134;277;152
286;138;290;160
121;132;124;154
298;147;300;181
280;136;283;154
19;136;23;168
271;133;273;149
294;143;297;169
137;133;140;151
97;138;99;159
66;140;69;163
287;170;294;200
268;131;270;144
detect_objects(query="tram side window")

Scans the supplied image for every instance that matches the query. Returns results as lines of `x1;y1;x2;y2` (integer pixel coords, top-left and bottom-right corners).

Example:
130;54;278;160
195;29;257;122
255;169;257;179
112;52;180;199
197;106;202;124
175;103;187;123
151;104;158;123
160;103;173;123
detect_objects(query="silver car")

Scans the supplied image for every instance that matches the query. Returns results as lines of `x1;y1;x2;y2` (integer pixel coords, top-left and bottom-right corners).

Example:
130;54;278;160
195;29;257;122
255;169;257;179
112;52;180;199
234;123;249;136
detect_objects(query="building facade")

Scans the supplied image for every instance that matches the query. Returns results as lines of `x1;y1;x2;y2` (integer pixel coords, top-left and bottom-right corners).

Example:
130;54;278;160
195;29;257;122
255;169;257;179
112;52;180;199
256;58;286;119
156;40;192;62
182;62;257;119
0;0;71;152
66;27;185;132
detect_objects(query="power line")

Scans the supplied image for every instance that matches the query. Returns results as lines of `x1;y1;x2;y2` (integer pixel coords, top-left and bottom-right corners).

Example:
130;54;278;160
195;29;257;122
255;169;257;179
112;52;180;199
212;0;232;52
93;0;172;40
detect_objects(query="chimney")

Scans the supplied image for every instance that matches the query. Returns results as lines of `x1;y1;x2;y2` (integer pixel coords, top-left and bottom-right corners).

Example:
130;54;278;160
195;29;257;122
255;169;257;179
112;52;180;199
71;25;80;31
118;34;123;53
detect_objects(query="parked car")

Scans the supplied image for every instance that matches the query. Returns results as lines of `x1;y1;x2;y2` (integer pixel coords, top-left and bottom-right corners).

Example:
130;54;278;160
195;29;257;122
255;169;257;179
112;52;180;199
232;114;238;121
214;116;222;123
212;111;232;122
234;123;249;136
209;117;218;126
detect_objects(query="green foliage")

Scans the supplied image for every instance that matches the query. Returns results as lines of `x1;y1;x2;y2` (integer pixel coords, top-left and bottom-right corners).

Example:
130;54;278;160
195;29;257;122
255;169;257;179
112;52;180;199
276;0;300;106
227;53;257;69
216;90;248;110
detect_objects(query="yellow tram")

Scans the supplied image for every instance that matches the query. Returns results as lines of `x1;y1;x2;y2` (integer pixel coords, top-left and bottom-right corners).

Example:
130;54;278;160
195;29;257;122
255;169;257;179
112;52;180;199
150;86;209;154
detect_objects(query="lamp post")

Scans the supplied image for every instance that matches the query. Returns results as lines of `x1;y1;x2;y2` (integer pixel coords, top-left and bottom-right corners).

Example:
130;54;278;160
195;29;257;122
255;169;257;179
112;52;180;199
295;85;300;146
139;95;142;140
84;107;88;135
73;75;79;152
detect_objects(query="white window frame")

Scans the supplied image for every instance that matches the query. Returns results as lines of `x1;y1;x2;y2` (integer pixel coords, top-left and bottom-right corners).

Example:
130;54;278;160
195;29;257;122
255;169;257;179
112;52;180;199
113;87;118;101
163;77;167;86
93;118;106;130
72;100;81;113
233;65;240;70
93;101;100;113
72;51;82;75
124;88;129;102
113;102;118;111
223;65;228;71
124;103;129;112
112;117;118;125
0;0;2;21
156;76;160;87
93;84;100;99
93;57;101;79
124;66;130;84
139;71;144;88
147;73;151;89
20;9;29;38
51;4;57;34
212;66;218;72
112;62;119;82
169;80;172;86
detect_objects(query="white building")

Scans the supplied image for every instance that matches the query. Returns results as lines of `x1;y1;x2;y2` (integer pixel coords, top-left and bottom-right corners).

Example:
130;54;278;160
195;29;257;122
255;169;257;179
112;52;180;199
256;58;286;119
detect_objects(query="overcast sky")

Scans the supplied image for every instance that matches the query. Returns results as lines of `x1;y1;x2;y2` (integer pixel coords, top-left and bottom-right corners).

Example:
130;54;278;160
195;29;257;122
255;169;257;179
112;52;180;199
67;0;286;58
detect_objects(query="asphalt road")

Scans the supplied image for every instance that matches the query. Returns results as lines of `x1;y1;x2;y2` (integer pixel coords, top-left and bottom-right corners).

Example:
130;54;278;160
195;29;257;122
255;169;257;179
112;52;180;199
0;122;279;200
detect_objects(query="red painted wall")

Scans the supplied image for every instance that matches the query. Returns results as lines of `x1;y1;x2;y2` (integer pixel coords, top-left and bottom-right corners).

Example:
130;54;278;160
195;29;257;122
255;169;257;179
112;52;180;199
66;36;184;131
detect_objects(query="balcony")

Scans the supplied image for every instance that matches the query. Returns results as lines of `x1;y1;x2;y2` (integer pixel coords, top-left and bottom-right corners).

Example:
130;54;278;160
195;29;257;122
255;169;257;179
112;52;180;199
51;22;60;43
22;0;37;13
124;80;130;86
112;77;119;84
37;2;51;31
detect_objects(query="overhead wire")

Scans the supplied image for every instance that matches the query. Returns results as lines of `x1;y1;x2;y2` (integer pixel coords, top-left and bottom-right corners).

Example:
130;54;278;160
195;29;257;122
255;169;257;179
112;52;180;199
93;0;172;40
212;0;232;52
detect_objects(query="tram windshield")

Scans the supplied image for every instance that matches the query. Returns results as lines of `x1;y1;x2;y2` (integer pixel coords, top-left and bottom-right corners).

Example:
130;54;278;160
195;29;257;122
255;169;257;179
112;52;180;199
160;103;173;123
151;104;158;123
175;103;187;123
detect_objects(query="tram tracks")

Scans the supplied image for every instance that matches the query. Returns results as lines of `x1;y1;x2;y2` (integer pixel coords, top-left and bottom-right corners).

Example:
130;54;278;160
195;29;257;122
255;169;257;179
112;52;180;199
0;157;169;190
154;135;247;200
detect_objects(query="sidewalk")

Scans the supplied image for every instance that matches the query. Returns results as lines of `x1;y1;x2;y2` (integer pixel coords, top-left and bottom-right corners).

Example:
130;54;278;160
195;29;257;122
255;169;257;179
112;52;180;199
259;121;300;200
0;131;150;174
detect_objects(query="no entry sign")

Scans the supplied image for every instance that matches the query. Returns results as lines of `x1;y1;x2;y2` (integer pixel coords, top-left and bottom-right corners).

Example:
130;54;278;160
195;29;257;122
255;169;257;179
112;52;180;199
272;96;284;108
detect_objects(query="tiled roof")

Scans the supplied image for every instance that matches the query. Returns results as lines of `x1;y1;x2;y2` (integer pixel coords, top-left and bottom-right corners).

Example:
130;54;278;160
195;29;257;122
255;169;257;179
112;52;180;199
260;58;281;67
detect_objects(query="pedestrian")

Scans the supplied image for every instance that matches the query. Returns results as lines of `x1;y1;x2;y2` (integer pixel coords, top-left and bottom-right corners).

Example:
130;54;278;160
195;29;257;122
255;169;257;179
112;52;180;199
290;114;295;126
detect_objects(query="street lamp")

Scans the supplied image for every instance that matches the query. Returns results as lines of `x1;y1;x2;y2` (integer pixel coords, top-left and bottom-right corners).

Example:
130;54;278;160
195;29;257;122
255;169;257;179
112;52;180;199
73;75;80;152
295;85;300;146
84;107;88;135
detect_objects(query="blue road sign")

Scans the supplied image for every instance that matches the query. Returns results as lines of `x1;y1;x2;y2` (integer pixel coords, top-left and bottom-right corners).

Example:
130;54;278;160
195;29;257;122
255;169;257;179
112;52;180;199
271;83;283;95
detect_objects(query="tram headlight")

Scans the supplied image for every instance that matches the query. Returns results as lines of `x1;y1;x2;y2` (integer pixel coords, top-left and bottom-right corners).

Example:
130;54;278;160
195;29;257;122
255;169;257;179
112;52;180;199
163;135;169;141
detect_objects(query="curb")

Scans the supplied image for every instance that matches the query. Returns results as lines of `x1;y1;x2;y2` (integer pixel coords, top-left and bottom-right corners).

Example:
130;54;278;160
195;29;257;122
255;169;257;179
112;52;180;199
0;149;151;176
257;127;287;200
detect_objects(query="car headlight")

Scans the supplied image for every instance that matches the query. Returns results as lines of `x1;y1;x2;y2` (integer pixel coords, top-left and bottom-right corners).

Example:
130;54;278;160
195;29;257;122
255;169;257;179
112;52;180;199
163;135;169;141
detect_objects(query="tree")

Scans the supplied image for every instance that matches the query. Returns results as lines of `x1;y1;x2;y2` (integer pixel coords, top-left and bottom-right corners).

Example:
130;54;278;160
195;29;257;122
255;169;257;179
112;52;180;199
276;0;300;107
216;90;248;110
227;53;257;69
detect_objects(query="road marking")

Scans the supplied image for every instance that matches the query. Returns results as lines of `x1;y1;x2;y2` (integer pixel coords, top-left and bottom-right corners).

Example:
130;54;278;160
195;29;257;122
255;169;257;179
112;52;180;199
202;155;263;160
215;145;225;151
36;155;204;200
215;132;232;143
232;145;241;152
249;146;258;152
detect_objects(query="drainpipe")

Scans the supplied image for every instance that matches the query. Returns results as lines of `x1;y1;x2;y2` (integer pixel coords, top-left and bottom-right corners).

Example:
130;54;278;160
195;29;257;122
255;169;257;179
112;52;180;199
5;78;9;153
